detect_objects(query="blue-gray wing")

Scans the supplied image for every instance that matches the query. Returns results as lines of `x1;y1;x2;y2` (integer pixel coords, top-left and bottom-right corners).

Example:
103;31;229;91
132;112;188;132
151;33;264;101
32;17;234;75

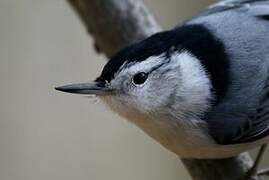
197;0;269;145
233;86;269;143
206;88;269;145
195;0;269;19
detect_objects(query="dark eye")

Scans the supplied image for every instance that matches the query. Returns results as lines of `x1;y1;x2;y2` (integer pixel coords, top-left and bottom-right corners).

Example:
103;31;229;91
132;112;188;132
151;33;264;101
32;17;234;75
132;72;148;85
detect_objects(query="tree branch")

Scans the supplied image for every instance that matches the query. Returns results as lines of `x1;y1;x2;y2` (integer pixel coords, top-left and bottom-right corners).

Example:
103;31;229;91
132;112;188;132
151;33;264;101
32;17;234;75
67;0;161;57
182;153;255;180
66;0;256;179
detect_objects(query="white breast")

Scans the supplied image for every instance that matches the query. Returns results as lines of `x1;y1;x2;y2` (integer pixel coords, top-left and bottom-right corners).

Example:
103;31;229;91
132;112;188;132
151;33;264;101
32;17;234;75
125;110;268;159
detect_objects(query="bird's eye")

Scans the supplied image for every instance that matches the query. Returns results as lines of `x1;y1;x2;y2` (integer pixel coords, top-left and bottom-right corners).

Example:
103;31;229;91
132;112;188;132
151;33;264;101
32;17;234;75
132;72;148;85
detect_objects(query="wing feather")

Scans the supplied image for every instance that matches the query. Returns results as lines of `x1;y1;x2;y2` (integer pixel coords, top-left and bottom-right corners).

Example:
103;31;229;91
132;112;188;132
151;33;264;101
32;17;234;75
196;0;269;19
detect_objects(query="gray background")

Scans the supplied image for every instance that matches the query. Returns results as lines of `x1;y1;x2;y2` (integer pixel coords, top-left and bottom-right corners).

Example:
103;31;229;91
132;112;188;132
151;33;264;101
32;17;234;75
1;1;266;180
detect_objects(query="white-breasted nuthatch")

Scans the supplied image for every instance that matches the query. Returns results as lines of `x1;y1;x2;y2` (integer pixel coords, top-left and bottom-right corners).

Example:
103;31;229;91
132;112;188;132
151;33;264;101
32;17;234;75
56;0;269;164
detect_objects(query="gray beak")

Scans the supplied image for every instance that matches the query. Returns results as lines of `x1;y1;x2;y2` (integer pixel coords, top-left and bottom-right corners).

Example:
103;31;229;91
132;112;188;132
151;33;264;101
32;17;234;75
55;81;112;96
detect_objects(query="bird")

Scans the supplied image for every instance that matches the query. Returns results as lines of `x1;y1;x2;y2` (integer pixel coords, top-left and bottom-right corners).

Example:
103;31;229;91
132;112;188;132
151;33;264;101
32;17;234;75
56;0;269;178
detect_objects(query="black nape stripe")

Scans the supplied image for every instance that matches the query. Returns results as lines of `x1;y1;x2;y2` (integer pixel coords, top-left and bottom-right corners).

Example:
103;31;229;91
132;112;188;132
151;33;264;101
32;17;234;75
97;24;230;103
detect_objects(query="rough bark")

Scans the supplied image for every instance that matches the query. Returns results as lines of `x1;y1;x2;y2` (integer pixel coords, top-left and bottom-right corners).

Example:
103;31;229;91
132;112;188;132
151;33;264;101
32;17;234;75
66;0;257;179
182;153;255;180
67;0;161;57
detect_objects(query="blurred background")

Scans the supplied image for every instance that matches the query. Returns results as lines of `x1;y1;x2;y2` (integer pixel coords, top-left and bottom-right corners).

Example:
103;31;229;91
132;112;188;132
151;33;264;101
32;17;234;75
1;0;267;180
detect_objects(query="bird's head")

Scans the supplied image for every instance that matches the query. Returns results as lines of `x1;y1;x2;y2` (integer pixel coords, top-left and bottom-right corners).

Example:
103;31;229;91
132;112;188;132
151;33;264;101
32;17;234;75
56;25;226;124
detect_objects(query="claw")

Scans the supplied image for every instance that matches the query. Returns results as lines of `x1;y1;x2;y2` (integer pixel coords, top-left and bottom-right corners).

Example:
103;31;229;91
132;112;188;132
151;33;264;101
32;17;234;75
240;144;268;180
258;168;269;176
241;169;258;180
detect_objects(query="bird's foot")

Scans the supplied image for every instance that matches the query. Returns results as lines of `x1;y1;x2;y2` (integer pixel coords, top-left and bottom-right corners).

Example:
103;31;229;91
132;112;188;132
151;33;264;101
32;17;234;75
257;168;269;177
240;144;268;180
241;167;269;180
241;168;258;180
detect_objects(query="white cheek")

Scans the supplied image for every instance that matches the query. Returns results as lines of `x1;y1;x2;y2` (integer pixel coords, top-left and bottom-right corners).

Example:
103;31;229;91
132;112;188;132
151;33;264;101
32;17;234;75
108;54;169;113
107;51;213;118
170;51;213;116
